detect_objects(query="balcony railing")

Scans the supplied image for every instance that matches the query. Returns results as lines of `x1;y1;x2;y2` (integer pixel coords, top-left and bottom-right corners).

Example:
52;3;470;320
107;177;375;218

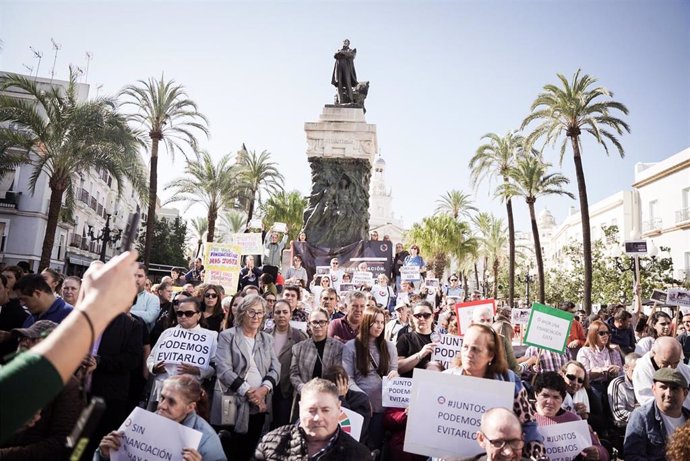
676;208;690;224
0;191;18;209
642;218;663;233
69;234;82;247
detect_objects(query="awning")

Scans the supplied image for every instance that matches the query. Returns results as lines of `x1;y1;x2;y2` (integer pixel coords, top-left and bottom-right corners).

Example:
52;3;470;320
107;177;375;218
68;255;94;267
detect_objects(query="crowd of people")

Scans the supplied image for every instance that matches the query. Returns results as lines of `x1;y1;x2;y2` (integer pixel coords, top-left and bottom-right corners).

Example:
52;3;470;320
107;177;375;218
1;233;690;461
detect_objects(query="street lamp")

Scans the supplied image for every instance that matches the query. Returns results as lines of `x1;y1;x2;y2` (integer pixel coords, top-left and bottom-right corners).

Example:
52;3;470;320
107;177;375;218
88;213;122;262
609;240;658;283
518;271;535;306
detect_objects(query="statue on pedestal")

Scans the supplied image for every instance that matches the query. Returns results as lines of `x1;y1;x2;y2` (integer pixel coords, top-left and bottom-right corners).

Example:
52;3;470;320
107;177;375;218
331;39;358;105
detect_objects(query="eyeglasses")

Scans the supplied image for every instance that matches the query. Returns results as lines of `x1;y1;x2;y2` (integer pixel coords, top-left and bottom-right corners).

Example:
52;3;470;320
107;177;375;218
450;279;458;282
266;298;276;303
331;262;339;266
597;331;610;337
205;293;218;299
309;320;328;327
479;433;524;451
176;310;198;318
413;312;432;320
247;310;265;318
565;373;585;384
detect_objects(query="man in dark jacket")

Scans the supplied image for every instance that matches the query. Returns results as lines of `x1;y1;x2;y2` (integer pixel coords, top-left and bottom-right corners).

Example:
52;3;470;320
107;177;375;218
254;378;370;460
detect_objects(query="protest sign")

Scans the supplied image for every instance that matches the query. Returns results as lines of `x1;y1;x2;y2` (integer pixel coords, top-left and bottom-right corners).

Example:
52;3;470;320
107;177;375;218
523;303;573;354
538;419;592;461
339;407;363;442
154;328;216;367
382;377;413;408
273;222;288;233
404;369;513;459
455;299;497;337
339;283;355;293
431;334;463;369
425;278;440;288
111;407;202;461
204;243;242;295
511;308;531;325
228;233;263;255
400;266;421;281
668;288;690;307
248;218;263;230
315;266;330;275
352;271;374;286
651;289;668;303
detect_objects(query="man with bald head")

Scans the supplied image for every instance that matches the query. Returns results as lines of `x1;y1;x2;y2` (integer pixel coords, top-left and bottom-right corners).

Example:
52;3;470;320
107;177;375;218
468;407;525;461
633;336;690;408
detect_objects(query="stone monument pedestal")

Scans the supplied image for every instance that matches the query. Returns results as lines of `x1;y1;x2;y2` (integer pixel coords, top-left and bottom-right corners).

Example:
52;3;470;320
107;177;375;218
303;106;379;248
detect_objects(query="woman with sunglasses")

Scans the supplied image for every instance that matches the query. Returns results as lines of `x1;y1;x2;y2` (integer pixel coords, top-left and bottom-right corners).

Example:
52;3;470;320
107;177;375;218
577;320;623;399
343;306;398;450
214;295;280;461
270;299;307;428
444;323;545;458
146;297;218;411
199;284;224;333
635;311;672;356
533;372;609;460
443;274;463;298
396;301;438;378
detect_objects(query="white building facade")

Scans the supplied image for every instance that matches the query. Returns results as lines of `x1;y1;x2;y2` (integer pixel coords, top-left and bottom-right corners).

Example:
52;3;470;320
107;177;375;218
368;155;406;244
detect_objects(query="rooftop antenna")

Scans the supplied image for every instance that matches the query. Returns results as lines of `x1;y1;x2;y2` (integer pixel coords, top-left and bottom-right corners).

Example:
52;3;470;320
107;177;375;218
49;38;62;83
29;46;43;78
22;64;34;75
84;52;93;83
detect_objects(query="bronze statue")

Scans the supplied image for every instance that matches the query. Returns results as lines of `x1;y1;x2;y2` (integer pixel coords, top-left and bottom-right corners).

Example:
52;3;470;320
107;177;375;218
331;39;358;104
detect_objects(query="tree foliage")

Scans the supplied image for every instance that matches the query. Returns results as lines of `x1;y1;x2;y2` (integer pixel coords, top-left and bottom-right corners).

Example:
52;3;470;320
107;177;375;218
261;190;307;242
137;216;188;267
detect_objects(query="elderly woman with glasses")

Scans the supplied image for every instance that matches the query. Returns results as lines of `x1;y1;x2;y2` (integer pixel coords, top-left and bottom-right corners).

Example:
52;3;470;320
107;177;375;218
146;297;218;411
396;301;439;378
214;294;280;461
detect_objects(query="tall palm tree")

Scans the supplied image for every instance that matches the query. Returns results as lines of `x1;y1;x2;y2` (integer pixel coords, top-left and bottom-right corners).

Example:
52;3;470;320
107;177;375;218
469;132;522;306
188;216;208;258
407;215;477;279
0;69;148;270
434;190;477;221
478;214;508;299
522;69;630;313
236;146;285;224
164;151;238;243
472;212;494;296
261;190;307;242
498;153;574;303
219;209;248;236
119;76;209;267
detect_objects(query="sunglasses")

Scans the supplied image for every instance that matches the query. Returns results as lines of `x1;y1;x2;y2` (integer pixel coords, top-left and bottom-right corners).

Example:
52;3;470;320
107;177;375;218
204;293;218;299
413;312;432;320
565;373;585;384
176;310;198;318
597;331;610;337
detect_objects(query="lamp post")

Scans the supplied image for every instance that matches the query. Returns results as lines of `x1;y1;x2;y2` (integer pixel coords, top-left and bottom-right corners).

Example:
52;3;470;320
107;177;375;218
610;240;658;283
88;213;122;262
518;271;535;306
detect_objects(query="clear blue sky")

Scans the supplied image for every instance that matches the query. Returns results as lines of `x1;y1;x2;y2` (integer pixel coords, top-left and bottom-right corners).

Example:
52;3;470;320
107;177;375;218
1;0;688;234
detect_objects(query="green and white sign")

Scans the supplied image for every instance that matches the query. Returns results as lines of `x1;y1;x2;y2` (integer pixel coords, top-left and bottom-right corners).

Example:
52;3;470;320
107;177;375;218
523;303;573;354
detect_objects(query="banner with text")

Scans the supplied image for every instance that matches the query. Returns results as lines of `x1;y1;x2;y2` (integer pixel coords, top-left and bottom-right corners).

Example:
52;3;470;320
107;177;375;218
204;243;242;295
404;368;513;459
538;419;592;461
455;299;497;337
228;233;263;255
111;407;201;461
400;266;421;281
431;334;463;369
523;303;573;354
511;309;531;325
382;377;413;408
154;328;217;367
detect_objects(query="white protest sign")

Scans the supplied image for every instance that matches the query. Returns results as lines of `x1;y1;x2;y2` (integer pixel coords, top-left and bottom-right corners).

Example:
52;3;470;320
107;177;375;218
404;369;513;459
315;266;330;275
511;308;531;325
154;328;216;367
352;271;374;286
425;278;440;288
523;303;573;354
538;419;592;461
382;377;414;408
681;306;690;316
400;266;421;281
668;288;690;307
273;222;288;233
339;283;356;293
228;233;263;255
289;321;308;333
455;299;496;337
339;407;363;442
111;407;202;461
431;334;463;369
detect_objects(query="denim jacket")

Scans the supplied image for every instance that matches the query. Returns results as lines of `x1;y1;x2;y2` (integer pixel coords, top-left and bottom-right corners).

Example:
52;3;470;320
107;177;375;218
624;399;690;461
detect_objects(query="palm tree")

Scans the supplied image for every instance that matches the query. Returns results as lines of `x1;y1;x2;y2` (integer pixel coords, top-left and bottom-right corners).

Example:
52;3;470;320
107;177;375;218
498;153;574;303
219;209;248;236
119;76;209;267
261;190;307;242
188;216;208;258
0;69;148;270
164;151;238;243
236;146;285;224
469;132;522;307
521;69;630;313
407;215;477;279
434;190;477;221
476;214;508;299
